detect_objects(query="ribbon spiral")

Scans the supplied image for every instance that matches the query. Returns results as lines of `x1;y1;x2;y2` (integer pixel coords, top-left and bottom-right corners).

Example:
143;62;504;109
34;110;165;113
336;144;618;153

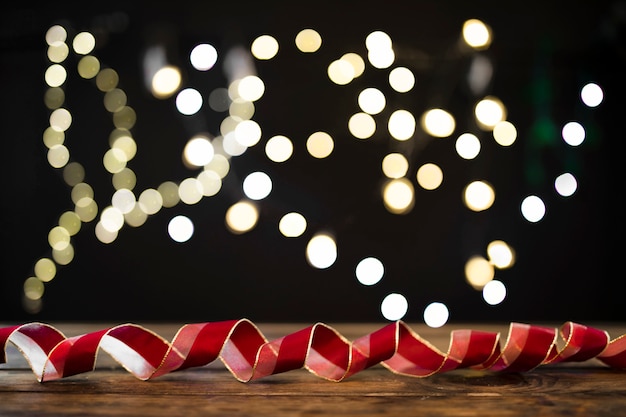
1;320;625;382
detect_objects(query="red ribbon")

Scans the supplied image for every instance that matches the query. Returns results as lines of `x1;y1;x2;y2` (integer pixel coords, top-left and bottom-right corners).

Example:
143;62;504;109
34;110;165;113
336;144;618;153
1;320;624;382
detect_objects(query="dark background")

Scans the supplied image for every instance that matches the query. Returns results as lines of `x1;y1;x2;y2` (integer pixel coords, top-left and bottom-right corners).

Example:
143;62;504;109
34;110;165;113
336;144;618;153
1;1;624;324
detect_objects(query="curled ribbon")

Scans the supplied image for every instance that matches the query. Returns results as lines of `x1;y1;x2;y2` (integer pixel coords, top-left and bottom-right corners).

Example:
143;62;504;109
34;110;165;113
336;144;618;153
1;320;625;382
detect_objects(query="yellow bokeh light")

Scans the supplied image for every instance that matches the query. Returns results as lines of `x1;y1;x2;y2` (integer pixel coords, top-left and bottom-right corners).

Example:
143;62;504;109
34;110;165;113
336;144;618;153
382;178;415;214
348;112;376;139
158;181;180;208
295;29;322;53
48;226;71;251
59;211;81;235
77;55;100;79
72;31;96;55
46;25;67;46
328;59;355;85
279;212;307;237
463;180;495;211
251;34;279;60
23;277;44;300
138;188;164;215
52;243;74;265
388;109;416;141
307;131;334;158
416;163;443;190
306;233;337;269
492;120;517;146
381;153;409;179
151;65;182;99
475;96;506;130
462;19;492;50
487;240;515;269
47;144;70;168
341;53;365;78
421;108;455;138
465;255;495;289
225;200;259;234
265;135;293;163
47;43;69;63
112;167;137;190
96;68;119;92
104;88;128;113
45;64;67;87
103;148;128;174
63;161;85;186
49;108;72;131
34;258;56;283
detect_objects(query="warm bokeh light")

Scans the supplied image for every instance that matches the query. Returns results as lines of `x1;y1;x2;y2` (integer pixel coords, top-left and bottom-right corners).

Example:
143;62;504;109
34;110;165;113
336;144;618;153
306;233;337;269
178;177;203;205
382;178;414;214
475;97;506;129
421;108;455;137
265;135;293;162
72;32;96;54
381;153;409;179
251;35;279;60
423;302;449;328
462;19;492;50
465;255;495;289
306;131;334;158
279;212;307;237
237;75;265;101
358;87;386;114
388;109;415;140
225;200;259;234
487;240;515;269
158;181;181;208
45;64;67;87
34;258;56;283
388;67;415;93
77;56;100;79
111;188;136;214
46;25;67;46
463;180;495;211
234;119;262;147
197;170;222;197
492;120;517;146
49;108;72;131
151;65;182;99
380;293;408;321
416;163;443;190
327;58;355;85
295;29;322;52
455;133;481;159
100;206;125;232
183;136;214;167
348;112;376;139
355;257;384;286
341;53;365;78
138;188;163;215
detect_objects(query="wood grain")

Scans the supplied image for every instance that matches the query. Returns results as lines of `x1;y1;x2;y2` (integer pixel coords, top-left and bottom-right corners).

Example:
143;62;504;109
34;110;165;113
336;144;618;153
1;322;625;416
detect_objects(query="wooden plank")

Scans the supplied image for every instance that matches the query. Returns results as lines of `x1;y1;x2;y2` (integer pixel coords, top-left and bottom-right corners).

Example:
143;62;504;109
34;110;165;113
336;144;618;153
1;322;625;416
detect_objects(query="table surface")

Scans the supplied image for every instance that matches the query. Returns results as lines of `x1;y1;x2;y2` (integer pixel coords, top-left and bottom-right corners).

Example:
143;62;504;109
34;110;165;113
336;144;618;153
1;321;625;417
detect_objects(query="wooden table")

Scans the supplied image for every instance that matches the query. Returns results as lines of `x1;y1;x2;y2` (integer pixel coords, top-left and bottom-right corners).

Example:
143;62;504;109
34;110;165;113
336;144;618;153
1;322;625;416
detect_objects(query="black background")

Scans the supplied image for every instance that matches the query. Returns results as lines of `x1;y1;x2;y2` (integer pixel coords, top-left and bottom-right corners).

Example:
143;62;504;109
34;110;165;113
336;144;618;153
1;1;624;324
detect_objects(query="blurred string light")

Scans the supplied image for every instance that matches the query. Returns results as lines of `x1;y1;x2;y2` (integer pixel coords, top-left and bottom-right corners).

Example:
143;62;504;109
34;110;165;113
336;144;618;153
28;18;602;325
